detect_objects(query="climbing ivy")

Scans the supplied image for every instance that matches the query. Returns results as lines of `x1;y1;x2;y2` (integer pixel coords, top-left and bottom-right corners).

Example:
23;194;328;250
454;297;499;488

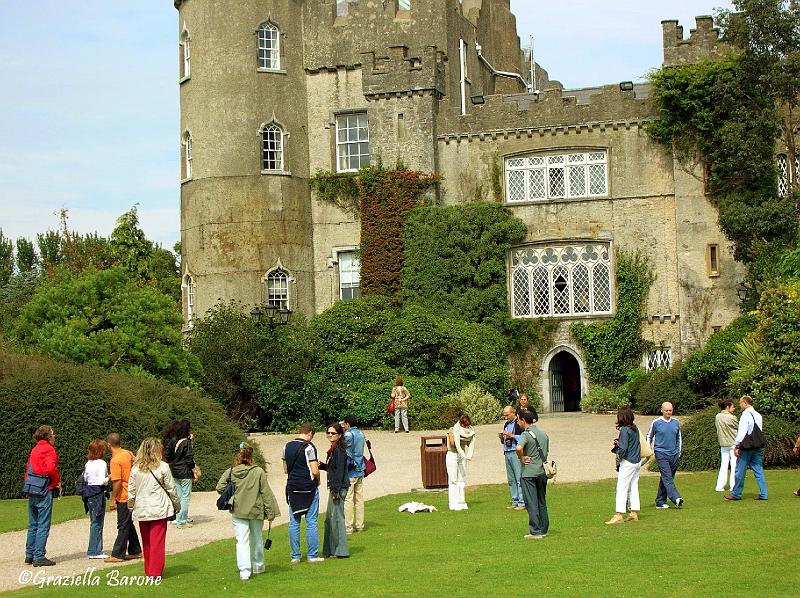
309;170;360;217
570;250;654;386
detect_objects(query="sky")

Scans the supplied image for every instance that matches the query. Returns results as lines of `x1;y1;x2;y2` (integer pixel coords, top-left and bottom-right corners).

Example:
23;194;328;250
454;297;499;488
0;1;734;251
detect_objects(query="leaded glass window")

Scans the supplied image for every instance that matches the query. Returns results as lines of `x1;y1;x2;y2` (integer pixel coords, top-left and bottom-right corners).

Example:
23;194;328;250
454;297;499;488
644;348;672;371
261;123;284;171
257;23;280;70
266;269;289;310
510;243;613;318
505;151;608;202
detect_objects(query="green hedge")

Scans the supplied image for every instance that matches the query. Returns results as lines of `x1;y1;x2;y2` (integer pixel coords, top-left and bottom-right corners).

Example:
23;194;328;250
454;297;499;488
580;386;629;413
633;365;700;415
678;406;800;471
0;351;252;499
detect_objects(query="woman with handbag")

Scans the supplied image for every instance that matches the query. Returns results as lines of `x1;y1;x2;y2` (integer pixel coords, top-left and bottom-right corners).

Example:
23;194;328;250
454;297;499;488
391;377;411;433
83;439;110;558
319;422;350;558
128;437;181;579
606;408;641;525
164;419;196;529
715;400;738;492
446;415;476;511
216;443;280;580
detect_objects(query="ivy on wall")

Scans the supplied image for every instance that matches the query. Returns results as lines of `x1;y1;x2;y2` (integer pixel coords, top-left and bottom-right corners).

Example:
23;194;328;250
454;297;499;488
570;250;654;386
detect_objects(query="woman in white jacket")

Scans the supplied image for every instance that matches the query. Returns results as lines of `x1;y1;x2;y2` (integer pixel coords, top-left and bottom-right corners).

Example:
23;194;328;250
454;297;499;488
128;437;180;579
446;415;475;511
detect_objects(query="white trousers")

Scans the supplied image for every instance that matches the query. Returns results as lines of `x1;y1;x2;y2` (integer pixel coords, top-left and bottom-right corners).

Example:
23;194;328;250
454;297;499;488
615;459;641;514
445;452;468;510
231;516;264;579
716;445;737;491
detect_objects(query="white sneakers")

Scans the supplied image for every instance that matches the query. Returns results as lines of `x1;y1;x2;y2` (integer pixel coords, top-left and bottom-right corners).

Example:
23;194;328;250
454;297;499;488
88;554;108;559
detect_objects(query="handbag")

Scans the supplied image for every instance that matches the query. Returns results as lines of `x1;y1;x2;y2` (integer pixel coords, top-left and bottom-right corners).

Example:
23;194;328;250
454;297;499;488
387;398;395;414
638;428;653;460
192;465;202;483
363;439;377;477
22;463;50;497
526;431;557;480
740;413;766;450
150;470;181;520
216;468;235;511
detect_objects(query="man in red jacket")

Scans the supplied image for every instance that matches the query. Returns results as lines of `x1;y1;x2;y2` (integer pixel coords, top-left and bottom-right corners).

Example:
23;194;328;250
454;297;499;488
25;425;61;567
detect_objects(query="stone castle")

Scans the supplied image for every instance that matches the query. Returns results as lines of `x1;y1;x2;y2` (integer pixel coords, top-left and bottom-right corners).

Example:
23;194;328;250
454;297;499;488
175;0;744;411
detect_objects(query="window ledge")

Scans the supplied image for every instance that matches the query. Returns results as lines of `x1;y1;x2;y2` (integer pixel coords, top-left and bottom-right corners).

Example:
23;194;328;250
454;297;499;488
513;313;614;321
257;68;287;75
180;176;193;185
506;195;610;207
261;169;292;176
708;272;720;278
179;75;191;84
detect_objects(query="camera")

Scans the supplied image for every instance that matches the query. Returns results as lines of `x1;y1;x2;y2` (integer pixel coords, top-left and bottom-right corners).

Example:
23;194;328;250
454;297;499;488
264;538;272;550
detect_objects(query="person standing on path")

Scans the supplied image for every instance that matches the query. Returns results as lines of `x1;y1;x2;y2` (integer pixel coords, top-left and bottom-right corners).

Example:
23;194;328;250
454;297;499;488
391;378;410;433
715;400;738;493
606;408;641;525
515;394;530;418
127;437;181;579
725;395;768;501
216;443;280;580
342;416;365;534
516;409;550;539
646;402;684;509
164;419;196;529
105;433;142;564
82;439;109;558
283;423;324;564
24;425;61;567
500;405;525;510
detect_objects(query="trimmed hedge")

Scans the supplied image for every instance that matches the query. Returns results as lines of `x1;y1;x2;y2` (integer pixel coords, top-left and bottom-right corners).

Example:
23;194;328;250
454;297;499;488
633;365;699;415
679;406;800;471
0;351;251;499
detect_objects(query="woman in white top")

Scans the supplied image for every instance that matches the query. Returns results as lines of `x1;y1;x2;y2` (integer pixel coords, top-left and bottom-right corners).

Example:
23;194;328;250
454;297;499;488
446;415;476;511
83;439;109;558
128;437;180;579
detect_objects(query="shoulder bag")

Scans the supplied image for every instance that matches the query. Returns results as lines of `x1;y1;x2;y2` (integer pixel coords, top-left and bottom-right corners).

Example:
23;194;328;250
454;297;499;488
150;469;180;520
526;431;557;479
740;413;766;450
638;428;653;460
216;468;235;511
363;439;377;477
22;463;50;497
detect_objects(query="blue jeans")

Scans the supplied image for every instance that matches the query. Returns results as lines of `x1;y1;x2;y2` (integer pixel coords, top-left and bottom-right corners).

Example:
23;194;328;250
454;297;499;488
731;448;768;499
504;451;524;507
655;452;681;506
175;478;192;525
289;488;319;560
86;492;106;556
26;491;53;561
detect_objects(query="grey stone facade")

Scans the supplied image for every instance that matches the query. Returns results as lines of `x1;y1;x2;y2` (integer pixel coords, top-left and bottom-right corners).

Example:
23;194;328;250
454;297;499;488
176;1;744;411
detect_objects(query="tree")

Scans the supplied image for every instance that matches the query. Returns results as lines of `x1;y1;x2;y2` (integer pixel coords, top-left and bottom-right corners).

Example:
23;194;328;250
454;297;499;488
109;205;153;279
14;268;199;385
0;230;12;285
36;230;62;271
15;238;37;273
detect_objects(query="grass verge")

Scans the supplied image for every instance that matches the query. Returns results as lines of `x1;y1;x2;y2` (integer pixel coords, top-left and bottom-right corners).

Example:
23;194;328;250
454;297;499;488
7;470;800;596
0;496;85;534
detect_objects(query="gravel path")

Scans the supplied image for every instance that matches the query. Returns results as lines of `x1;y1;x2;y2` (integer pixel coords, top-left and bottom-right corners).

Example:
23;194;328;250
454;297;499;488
1;412;658;592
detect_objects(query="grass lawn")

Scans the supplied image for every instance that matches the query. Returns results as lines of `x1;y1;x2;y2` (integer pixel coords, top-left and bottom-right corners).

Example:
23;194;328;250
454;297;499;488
0;496;85;533
8;470;800;597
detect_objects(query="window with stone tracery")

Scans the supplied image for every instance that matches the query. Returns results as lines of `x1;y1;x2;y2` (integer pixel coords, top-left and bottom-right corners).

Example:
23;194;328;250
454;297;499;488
510;243;613;318
777;153;799;197
644;347;672;371
506;151;608;203
265;269;289;310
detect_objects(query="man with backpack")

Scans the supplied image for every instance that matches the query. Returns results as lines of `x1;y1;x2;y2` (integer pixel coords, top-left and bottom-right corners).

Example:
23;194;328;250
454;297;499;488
104;433;142;563
725;395;768;501
516;409;550;540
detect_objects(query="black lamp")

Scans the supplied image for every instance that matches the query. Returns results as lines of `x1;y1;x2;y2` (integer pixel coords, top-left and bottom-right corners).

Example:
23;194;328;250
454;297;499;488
250;303;291;329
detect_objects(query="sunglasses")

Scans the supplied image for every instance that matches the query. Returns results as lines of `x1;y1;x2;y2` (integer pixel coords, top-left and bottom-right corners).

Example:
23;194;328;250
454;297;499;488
326;431;340;436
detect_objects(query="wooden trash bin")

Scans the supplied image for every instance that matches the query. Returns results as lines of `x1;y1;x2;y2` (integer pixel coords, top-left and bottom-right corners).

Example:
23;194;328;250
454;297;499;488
420;435;448;489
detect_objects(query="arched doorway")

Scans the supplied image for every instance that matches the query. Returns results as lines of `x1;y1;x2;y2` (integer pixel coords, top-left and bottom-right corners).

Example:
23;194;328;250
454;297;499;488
549;351;581;412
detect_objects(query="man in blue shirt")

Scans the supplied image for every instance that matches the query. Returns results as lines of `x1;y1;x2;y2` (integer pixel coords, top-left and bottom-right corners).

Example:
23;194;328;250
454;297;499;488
500;405;524;509
646;401;684;509
342;416;366;534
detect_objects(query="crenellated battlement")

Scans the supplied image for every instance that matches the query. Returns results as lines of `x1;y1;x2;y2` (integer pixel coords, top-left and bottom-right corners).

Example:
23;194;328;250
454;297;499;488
361;45;446;99
662;15;729;66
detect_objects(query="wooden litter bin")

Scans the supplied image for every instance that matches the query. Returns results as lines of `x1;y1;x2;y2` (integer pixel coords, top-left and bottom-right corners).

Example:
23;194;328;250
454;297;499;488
420;435;448;489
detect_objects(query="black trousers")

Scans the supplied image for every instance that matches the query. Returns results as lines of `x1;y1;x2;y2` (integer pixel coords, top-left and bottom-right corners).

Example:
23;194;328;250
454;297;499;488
111;500;141;558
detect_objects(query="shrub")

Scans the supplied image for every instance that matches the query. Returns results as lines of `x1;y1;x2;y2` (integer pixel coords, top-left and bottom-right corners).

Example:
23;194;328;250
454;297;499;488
581;386;629;413
678;406;800;471
444;384;502;426
682;314;756;398
614;368;648;405
308;296;395;353
633;365;699;415
408;393;463;431
0;351;252;499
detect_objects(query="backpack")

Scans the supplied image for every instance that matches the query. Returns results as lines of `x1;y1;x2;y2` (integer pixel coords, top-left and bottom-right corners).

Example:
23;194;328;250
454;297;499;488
216;468;235;511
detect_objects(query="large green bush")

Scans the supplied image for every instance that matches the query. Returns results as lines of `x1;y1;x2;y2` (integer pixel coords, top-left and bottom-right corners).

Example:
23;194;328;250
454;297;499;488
633;365;699;415
682;314;756;398
445;384;502;426
580;386;629;413
679;406;800;471
0;351;252;499
308;295;395;353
